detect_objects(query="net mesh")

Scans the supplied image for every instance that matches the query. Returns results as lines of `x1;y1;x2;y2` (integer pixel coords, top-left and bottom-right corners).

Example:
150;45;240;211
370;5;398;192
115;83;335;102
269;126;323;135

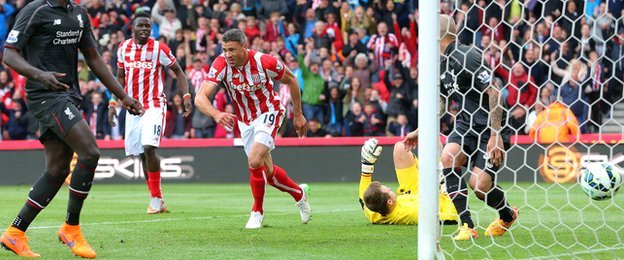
438;0;624;258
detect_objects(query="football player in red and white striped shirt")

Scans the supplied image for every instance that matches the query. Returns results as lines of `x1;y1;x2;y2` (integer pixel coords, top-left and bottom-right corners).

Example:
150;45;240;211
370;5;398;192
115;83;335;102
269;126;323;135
108;12;192;214
195;29;310;229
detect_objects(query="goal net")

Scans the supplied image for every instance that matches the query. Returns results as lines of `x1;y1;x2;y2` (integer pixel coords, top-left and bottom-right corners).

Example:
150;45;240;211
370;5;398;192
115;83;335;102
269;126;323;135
430;0;624;258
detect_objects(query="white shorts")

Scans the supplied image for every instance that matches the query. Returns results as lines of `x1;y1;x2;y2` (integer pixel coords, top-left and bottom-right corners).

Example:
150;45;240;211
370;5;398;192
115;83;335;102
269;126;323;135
238;110;285;156
125;106;167;156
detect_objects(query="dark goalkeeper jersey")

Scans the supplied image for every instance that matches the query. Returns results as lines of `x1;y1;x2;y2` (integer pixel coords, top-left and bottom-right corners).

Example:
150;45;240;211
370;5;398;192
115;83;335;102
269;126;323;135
439;41;496;128
5;0;97;102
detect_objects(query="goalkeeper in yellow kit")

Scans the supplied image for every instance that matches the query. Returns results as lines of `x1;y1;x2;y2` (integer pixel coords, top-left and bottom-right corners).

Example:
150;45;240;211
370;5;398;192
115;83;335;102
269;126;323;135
359;137;458;225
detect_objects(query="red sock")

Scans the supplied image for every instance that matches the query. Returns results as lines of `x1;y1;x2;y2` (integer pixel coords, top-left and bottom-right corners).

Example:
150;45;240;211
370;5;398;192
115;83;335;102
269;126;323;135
147;171;162;198
269;165;303;202
249;166;266;214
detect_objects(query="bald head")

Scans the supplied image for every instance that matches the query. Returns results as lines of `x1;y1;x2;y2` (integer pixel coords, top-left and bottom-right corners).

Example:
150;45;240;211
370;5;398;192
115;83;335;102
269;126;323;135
440;14;456;40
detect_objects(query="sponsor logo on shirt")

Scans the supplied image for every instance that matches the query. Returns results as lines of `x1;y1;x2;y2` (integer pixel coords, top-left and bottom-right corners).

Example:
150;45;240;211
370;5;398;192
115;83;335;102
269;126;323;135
54;19;62;25
230;82;263;92
53;30;82;45
126;61;154;69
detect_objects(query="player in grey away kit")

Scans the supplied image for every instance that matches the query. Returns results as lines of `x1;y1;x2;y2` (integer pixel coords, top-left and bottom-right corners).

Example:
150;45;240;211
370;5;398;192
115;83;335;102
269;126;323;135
402;14;518;241
0;0;143;258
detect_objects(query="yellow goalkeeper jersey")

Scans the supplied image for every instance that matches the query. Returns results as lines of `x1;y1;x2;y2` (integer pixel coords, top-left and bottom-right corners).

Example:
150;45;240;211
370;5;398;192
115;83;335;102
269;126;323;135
358;162;458;225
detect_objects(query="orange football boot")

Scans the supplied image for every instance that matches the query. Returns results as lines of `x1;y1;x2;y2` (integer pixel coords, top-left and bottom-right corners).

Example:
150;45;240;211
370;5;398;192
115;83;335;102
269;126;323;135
58;223;96;259
0;226;40;257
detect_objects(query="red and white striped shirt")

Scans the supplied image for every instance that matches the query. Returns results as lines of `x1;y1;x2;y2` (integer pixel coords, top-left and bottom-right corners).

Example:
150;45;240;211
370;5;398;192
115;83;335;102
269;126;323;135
205;49;286;125
188;67;208;94
117;38;176;108
367;33;399;66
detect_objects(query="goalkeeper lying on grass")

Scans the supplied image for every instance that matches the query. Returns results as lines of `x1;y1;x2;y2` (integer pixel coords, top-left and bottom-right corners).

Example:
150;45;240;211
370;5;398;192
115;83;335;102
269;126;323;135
359;137;458;225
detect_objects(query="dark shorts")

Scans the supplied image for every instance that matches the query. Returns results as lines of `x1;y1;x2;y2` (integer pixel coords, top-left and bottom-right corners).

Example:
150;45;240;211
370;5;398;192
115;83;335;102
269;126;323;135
26;95;83;142
446;121;511;177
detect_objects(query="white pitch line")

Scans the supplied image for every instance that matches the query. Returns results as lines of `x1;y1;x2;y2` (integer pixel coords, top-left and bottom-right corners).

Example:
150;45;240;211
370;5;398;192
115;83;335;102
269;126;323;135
0;208;359;232
520;246;624;260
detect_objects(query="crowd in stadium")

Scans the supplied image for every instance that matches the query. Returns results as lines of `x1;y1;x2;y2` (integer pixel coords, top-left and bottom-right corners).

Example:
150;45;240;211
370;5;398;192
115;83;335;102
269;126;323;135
0;0;622;141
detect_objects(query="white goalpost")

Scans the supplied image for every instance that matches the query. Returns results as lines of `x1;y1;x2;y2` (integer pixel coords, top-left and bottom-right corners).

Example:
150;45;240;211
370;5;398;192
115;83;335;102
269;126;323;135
417;0;441;259
418;0;624;259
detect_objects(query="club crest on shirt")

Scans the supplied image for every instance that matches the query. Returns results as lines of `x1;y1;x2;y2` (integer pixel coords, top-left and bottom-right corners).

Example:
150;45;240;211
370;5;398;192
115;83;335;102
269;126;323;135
76;14;84;28
145;51;153;60
65;107;75;120
251;74;261;84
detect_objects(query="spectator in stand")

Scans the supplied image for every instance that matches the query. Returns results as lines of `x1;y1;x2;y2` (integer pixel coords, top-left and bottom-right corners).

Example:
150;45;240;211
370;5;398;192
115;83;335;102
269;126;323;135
482;17;505;43
324;12;344;52
283;23;301;56
311;21;332;50
342;77;365;117
552;58;590;133
0;1;15;49
584;51;608;133
362;103;385;137
529;101;580;144
187;58;208;94
495;63;538;131
263;12;283;43
6;99;37;140
369;89;388;116
345;6;376;39
84;92;110;140
165;92;191;139
339;1;353;38
299;44;327;123
385;72;410;119
393;13;418;68
315;0;339;22
607;28;624;103
367;22;398;66
258;0;288;20
326;85;344;136
244;16;261;43
194;17;209;52
344;53;378;89
406;66;419;130
306;118;331;138
342;32;368;58
320;58;339;84
296;6;318;41
151;2;182;41
577;24;596;59
387;113;413;137
346;102;365;136
0;70;16;108
522;48;548;87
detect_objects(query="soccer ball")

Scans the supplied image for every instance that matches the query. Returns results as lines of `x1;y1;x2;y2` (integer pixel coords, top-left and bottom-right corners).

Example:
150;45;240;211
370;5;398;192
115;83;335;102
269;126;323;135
579;162;624;200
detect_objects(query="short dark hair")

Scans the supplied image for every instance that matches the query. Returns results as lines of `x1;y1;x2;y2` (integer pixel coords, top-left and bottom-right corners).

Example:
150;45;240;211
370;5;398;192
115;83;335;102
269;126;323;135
134;12;151;23
363;181;391;216
222;29;248;44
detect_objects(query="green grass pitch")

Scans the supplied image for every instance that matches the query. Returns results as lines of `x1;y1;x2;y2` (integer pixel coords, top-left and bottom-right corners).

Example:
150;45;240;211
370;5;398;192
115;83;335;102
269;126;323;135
1;183;623;259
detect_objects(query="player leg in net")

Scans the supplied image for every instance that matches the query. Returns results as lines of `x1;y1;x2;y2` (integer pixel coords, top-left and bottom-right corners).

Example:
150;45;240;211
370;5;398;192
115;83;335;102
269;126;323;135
437;14;518;240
